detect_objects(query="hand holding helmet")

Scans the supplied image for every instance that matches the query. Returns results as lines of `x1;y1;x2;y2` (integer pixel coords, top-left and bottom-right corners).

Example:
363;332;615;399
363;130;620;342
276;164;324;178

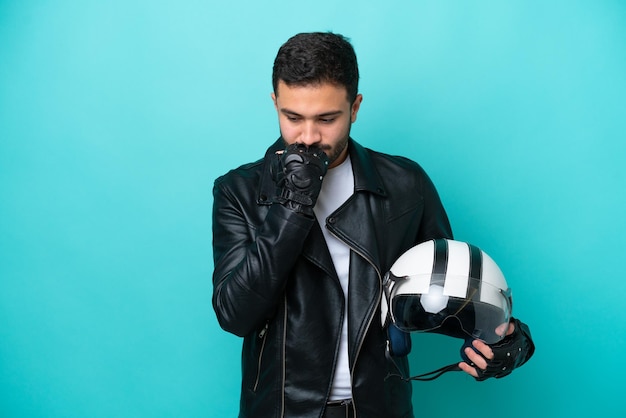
460;318;535;381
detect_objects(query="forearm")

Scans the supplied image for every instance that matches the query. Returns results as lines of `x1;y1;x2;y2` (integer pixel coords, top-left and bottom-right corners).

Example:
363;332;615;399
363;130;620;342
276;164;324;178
212;194;314;337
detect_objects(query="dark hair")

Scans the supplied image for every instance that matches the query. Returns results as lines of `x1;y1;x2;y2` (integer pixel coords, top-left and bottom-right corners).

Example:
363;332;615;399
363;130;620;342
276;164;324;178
272;32;360;103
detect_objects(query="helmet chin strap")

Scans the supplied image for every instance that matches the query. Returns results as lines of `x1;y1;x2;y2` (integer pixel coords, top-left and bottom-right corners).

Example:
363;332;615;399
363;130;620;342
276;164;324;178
384;324;465;381
384;341;462;381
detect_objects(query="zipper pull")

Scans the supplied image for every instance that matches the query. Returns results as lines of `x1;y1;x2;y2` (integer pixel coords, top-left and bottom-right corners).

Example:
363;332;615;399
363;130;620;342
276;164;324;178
258;321;269;339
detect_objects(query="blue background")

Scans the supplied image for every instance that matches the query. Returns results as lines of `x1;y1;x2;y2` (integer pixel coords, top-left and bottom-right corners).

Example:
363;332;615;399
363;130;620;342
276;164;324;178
1;1;625;417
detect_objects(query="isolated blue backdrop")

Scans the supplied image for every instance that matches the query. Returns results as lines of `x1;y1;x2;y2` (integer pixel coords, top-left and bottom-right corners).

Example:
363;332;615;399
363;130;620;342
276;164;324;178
1;1;625;417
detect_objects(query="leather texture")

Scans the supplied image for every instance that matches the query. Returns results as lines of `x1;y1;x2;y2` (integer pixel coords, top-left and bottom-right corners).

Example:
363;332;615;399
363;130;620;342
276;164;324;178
212;138;453;418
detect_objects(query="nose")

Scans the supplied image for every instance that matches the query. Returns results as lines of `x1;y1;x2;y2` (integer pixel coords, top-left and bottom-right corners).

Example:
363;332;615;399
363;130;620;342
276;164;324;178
299;121;321;146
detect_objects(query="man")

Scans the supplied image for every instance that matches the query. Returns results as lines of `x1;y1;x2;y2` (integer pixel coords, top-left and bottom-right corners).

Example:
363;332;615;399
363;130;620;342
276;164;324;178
212;32;533;418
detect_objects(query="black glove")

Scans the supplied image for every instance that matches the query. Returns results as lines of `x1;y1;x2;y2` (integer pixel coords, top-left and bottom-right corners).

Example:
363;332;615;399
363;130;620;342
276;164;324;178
463;318;535;381
271;143;329;216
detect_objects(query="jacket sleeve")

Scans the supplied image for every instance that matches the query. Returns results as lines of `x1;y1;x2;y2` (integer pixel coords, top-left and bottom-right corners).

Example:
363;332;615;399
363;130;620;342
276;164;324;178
512;318;535;368
415;165;453;242
211;177;315;337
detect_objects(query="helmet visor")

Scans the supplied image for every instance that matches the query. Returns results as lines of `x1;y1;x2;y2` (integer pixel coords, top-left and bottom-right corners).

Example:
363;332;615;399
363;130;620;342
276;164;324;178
387;273;511;344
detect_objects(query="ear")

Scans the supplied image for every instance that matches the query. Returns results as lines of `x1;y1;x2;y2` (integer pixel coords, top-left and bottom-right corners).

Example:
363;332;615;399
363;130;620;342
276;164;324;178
271;92;278;109
351;94;363;123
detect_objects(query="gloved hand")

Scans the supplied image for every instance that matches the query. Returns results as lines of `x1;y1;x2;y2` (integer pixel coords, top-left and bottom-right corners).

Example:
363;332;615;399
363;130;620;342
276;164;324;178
271;143;329;217
461;318;535;381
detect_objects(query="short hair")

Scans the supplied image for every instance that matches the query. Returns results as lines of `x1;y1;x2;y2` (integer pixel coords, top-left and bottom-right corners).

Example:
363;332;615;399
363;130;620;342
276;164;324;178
272;32;360;103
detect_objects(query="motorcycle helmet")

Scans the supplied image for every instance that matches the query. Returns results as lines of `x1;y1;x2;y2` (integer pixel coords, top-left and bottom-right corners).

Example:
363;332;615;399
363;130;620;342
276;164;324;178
382;239;512;345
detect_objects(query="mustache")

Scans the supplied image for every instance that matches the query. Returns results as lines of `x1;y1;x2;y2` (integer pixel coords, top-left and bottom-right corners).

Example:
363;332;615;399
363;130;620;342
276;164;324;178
280;140;331;151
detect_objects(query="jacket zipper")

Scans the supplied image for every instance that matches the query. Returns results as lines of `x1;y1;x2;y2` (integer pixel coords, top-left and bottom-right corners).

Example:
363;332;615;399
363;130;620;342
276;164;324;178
280;296;287;417
329;229;383;418
253;321;269;392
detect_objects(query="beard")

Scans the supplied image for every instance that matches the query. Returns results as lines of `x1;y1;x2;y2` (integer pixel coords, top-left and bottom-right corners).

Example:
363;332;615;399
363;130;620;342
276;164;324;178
320;134;349;166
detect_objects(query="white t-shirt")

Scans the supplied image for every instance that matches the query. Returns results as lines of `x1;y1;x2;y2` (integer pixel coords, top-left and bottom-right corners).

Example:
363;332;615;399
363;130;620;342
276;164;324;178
313;154;354;401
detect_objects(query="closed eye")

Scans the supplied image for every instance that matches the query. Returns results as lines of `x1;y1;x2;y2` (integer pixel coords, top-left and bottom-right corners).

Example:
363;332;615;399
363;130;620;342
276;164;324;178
319;117;336;124
283;113;302;122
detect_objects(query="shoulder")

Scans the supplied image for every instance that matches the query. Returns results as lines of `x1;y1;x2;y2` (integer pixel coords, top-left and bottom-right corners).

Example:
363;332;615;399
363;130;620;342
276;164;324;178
212;157;266;211
372;149;425;172
214;158;264;190
361;145;431;183
214;139;283;192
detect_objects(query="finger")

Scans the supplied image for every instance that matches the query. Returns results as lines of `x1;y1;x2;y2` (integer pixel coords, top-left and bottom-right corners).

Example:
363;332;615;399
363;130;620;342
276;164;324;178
472;339;494;361
464;347;488;369
506;322;516;336
458;361;478;378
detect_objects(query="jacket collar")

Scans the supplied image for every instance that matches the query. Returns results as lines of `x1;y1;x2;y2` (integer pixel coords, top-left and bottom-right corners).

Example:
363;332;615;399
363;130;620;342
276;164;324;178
348;138;387;197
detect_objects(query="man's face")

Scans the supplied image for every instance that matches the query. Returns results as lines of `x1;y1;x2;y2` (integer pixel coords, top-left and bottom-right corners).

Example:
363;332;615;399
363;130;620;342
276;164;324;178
272;80;362;168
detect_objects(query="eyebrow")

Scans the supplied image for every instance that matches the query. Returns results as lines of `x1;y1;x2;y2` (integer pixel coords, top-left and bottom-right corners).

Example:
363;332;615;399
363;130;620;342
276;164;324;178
280;108;344;118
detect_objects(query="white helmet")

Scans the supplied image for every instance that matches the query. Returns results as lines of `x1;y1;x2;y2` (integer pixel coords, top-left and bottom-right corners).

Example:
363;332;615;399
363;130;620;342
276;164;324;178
382;239;512;344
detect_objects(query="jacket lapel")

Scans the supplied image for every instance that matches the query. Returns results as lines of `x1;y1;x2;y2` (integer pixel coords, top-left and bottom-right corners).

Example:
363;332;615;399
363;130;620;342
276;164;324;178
300;221;339;280
325;140;388;362
331;139;386;273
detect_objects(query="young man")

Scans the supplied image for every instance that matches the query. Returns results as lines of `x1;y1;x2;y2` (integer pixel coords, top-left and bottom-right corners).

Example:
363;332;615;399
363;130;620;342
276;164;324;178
212;32;533;418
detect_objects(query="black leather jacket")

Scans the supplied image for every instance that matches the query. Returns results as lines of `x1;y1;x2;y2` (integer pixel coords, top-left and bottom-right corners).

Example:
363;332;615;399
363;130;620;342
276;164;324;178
212;138;453;418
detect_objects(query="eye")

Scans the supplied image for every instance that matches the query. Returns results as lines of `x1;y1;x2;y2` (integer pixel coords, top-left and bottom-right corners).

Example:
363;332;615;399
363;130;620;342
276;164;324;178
319;117;336;124
286;115;301;122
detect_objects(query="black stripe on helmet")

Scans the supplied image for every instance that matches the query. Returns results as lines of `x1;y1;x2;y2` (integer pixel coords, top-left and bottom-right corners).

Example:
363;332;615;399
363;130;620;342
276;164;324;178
432;239;449;282
467;243;483;298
